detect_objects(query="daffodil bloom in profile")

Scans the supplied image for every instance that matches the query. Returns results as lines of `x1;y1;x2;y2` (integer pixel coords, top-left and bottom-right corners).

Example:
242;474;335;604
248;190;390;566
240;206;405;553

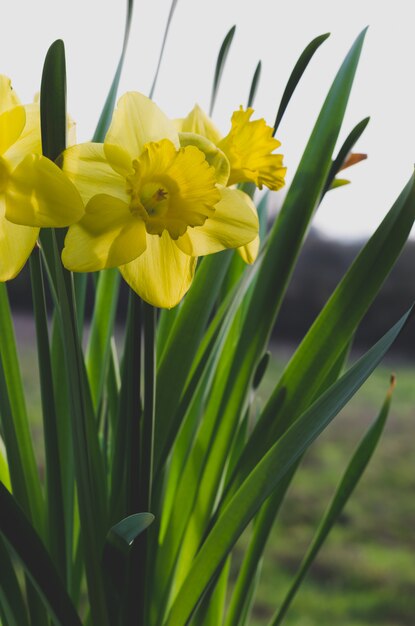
175;104;286;263
61;92;259;308
0;75;84;281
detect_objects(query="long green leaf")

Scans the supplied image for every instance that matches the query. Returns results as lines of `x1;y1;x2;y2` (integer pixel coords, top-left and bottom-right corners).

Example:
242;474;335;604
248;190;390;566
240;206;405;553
322;116;370;195
109;291;141;523
85;268;120;411
92;0;134;141
224;342;351;626
209;25;236;115
273;32;330;133
269;375;396;626
30;250;67;580
40;40;110;625
163;307;412;626
0;483;82;626
149;0;179;99
0;284;44;533
247;61;261;108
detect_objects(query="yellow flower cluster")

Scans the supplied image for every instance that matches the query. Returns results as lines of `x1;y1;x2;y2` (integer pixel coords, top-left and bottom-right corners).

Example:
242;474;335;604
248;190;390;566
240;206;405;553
0;76;286;308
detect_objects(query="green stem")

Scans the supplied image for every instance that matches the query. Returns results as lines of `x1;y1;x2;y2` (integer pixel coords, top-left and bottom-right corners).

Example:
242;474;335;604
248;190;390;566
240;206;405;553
40;229;110;626
29;249;67;582
130;301;156;626
140;302;156;512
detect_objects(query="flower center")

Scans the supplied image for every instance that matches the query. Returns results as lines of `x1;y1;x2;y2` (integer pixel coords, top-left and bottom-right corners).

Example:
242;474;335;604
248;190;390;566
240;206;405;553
140;182;169;218
125;139;220;239
127;165;173;234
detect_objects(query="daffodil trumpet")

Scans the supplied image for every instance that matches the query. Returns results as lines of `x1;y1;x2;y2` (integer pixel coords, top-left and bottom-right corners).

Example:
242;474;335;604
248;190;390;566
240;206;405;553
176;103;286;264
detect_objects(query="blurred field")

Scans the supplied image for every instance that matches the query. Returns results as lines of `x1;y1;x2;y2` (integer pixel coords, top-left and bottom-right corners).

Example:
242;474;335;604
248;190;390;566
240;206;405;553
13;315;415;626
243;347;415;625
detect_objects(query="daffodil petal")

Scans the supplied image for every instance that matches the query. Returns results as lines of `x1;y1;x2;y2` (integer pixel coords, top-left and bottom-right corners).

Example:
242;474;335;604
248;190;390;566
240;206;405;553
237;234;260;264
5;154;84;227
176;187;258;257
219;107;286;190
120;231;197;308
0;75;20;114
104;143;134;178
62;194;147;271
3;104;41;167
60;142;129;204
105;92;179;159
0;196;38;281
175;104;222;145
179;132;230;186
0;106;25;156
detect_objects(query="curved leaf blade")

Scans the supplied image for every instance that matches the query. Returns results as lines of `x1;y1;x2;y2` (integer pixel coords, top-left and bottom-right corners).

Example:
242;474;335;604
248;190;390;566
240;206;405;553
322;116;370;195
210;25;236;115
273;32;330;133
92;0;134;141
149;0;179;100
247;61;261;108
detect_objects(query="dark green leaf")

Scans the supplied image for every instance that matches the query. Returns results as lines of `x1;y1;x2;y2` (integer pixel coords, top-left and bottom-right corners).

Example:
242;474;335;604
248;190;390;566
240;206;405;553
273;33;330;133
93;0;134;141
0;536;30;626
103;513;154;625
149;0;179;99
0;483;82;626
322;116;370;195
40;40;66;160
247;61;261;108
30;250;67;580
40;40;110;622
0;285;44;533
210;25;236;115
252;351;270;389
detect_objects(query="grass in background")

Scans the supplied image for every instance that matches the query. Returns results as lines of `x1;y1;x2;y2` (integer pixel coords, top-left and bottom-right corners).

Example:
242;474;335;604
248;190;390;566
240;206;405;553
14;315;415;626
246;349;415;625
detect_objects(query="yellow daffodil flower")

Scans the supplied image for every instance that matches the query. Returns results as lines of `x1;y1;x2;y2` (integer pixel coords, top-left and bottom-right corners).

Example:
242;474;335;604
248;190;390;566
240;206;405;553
175;104;286;263
61;92;259;308
0;75;84;281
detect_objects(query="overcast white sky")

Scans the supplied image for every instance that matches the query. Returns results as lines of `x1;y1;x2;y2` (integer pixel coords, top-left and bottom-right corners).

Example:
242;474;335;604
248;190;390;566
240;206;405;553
1;0;414;240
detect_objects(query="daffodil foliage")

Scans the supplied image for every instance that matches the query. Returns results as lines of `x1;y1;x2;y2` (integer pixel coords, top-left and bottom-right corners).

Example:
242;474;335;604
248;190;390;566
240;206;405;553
0;15;413;626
